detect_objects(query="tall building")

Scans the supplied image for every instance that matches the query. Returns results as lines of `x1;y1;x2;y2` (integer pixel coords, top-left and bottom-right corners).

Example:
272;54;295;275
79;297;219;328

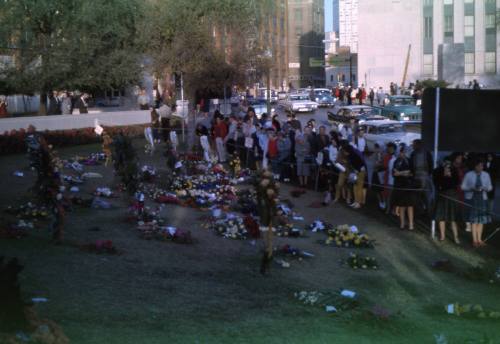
327;0;359;87
254;0;289;90
287;0;325;88
358;0;500;90
338;0;359;53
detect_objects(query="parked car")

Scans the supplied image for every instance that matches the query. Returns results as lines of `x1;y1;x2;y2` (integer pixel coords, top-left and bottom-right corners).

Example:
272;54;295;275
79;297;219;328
358;119;421;152
311;88;335;107
327;105;374;123
247;98;275;119
257;88;278;104
378;95;422;122
277;91;287;100
283;93;318;114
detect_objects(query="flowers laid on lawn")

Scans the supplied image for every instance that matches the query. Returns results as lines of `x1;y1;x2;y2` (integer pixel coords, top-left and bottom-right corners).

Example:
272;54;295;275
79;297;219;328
323;224;374;248
140;165;157;182
212;215;248;240
446;303;500;319
5;202;49;219
275;223;304;237
344;253;379;270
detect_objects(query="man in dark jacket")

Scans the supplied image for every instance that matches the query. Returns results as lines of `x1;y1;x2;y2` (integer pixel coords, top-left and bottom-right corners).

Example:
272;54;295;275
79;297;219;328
410;139;434;212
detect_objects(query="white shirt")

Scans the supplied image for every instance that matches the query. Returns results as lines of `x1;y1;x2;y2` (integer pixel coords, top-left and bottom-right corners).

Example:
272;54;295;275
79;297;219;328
328;145;338;163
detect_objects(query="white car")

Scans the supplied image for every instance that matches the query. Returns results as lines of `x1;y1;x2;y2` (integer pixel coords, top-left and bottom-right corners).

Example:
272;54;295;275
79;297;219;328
283;93;318;113
358;120;421;152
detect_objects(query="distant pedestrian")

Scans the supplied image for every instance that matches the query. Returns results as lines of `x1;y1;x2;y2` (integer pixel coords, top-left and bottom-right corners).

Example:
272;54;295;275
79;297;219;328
61;92;72;115
138;89;150;110
377;87;385;105
472;79;481;90
0;96;8;117
369;88;375;106
76;94;89;114
392;144;416;230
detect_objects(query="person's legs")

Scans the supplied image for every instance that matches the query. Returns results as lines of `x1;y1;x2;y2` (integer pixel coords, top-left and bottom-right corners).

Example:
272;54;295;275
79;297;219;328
478;224;485;245
352;172;363;207
407;206;414;230
335;172;346;201
471;224;478;246
451;221;460;244
439;221;446;240
399;207;406;229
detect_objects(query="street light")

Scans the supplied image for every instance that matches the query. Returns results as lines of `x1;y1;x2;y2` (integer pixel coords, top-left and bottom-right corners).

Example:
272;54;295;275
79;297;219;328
264;49;273;116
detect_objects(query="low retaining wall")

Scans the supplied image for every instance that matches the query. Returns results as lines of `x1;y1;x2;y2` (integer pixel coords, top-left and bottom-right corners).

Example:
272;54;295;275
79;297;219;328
0;110;151;132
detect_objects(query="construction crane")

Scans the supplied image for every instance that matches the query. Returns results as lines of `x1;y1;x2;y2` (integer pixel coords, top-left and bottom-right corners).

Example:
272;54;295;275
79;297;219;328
401;44;412;89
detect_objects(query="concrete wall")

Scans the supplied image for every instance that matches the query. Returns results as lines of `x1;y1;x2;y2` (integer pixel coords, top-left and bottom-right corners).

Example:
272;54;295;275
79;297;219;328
0;110;151;132
358;0;423;90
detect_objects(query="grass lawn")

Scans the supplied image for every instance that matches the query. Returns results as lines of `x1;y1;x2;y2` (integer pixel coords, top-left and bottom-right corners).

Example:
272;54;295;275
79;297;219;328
1;141;499;344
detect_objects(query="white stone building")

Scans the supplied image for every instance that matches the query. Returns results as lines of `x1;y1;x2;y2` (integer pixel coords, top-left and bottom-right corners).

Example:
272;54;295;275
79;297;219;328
358;0;500;90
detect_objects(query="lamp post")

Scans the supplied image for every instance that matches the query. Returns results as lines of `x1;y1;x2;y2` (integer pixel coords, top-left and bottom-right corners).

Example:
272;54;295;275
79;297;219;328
264;49;273;117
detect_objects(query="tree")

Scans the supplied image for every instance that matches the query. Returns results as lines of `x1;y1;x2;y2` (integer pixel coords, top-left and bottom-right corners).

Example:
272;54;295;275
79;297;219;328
0;0;145;114
143;0;263;100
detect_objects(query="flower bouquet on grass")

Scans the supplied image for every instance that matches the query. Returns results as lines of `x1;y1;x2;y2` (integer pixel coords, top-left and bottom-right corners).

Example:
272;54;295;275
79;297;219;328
445;303;500;319
80;240;121;255
294;290;360;313
5;203;49;220
94;187;114;198
344;253;379;270
276;223;304;238
228;156;241;176
139;225;193;244
212;216;248;240
306;220;334;232
141;165;157;182
322;224;374;248
231;189;258;215
277;244;314;259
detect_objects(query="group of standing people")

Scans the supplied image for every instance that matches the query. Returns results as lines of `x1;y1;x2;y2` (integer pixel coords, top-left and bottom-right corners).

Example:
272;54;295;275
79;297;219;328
433;152;496;247
46;91;89;115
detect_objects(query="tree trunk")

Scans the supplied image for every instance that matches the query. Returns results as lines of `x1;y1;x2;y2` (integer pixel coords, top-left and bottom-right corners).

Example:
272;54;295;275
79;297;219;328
39;92;47;116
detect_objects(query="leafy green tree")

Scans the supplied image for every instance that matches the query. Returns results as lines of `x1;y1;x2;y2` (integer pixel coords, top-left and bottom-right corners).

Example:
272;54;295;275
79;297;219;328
0;0;145;114
143;0;262;99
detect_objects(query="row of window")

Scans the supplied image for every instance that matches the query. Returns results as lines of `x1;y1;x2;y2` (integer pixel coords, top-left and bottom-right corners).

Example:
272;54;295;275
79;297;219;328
424;52;496;75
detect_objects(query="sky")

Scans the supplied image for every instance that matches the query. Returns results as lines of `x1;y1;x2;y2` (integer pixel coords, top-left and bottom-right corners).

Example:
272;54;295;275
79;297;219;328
325;0;333;32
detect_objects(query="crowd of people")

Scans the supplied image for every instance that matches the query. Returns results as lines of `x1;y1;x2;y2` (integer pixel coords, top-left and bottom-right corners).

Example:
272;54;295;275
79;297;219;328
153;103;498;248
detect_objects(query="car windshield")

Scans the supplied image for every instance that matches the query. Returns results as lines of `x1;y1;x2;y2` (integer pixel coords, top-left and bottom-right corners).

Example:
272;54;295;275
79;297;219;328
249;99;266;105
290;95;310;101
390;97;415;106
315;90;331;96
349;108;371;116
377;124;405;134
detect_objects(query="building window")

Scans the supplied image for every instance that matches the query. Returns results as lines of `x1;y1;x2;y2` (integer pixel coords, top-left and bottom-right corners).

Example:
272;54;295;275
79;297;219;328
443;0;453;4
464;0;473;3
465;53;475;74
294;8;302;22
444;15;453;34
485;52;496;73
424;0;433;5
485;14;496;29
424;17;433;38
295;26;302;38
423;54;433;75
330;75;334;82
464;16;474;37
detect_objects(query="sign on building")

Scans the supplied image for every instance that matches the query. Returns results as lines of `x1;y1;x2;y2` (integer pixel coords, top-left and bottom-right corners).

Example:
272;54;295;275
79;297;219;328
309;57;324;68
288;62;300;68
